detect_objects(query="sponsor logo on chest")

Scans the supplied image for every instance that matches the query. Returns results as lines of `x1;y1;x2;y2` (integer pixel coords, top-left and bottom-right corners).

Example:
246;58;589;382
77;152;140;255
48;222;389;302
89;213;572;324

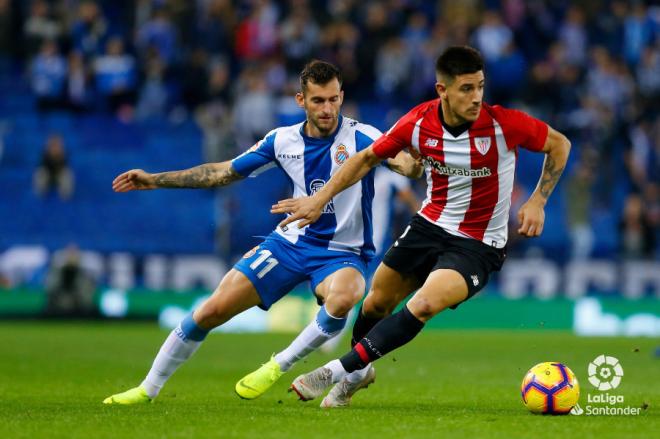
277;153;302;160
309;179;335;213
423;156;492;178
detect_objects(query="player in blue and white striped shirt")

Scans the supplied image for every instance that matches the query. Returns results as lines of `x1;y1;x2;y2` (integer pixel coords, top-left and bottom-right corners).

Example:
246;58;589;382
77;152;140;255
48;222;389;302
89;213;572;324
104;61;422;405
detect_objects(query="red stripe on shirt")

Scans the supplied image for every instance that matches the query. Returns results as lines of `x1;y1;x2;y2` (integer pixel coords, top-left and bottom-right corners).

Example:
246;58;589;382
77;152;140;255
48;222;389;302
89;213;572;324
419;117;448;222
458;113;500;241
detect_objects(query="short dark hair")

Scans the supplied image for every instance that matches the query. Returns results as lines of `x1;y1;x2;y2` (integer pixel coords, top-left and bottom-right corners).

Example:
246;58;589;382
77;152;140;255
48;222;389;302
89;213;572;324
300;60;343;92
435;46;484;81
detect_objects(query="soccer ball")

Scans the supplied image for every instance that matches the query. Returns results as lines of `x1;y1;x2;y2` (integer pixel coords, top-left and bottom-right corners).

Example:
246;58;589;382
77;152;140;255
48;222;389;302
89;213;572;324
521;362;580;414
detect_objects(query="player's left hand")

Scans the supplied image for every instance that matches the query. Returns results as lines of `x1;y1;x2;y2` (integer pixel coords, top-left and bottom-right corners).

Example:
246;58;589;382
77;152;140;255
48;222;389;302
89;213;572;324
271;196;324;229
517;198;545;237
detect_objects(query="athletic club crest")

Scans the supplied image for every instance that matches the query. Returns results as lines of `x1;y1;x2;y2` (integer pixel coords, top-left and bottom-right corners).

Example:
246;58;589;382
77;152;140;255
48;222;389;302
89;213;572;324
334;145;349;165
475;137;491;155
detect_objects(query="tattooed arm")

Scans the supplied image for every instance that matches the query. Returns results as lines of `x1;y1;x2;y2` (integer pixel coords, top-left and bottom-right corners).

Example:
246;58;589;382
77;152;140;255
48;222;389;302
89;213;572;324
112;161;244;192
517;126;571;237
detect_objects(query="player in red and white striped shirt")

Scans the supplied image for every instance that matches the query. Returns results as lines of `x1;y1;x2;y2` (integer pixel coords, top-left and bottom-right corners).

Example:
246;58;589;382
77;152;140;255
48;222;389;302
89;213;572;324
273;46;571;406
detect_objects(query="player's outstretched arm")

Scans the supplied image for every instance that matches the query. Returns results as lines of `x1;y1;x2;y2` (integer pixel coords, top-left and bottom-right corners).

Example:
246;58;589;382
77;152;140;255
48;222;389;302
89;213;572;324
386;150;424;179
112;161;243;192
272;146;382;229
517;126;571;237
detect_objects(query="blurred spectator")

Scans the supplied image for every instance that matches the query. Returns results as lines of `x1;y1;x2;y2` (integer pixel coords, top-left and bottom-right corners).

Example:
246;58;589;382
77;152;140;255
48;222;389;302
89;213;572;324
619;193;655;259
66;51;92;112
33;134;74;200
70;0;108;58
473;10;513;62
197;0;236;55
195;59;235;163
233;67;275;149
623;3;654;66
181;48;210;111
135;53;169;120
558;6;587;67
23;0;61;57
586;47;634;115
280;1;320;73
355;2;395;98
44;245;96;317
235;0;279;61
592;0;627;54
30;40;67;111
636;46;660;102
486;42;527;103
566;156;596;260
93;37;137;113
625;117;656;191
375;37;412;102
136;6;178;66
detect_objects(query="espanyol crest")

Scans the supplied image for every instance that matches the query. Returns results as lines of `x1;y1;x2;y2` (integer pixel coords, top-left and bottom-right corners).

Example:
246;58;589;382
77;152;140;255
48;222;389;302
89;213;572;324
474;137;491;155
334;145;349;165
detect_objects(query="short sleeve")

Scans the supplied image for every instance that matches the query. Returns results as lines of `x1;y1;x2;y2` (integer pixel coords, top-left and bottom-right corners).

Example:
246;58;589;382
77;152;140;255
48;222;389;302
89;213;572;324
494;106;548;152
371;111;419;159
231;130;277;177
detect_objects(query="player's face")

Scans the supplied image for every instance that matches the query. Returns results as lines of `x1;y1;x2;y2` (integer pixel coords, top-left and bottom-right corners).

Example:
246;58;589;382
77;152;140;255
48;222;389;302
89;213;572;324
437;71;485;124
297;78;344;137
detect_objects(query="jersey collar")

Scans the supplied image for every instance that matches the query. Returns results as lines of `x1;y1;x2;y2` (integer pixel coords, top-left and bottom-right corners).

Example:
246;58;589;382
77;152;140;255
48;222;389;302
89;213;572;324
300;115;344;144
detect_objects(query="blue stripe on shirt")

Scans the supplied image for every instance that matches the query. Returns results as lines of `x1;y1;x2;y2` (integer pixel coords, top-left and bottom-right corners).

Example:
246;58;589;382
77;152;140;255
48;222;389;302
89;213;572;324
355;129;377;259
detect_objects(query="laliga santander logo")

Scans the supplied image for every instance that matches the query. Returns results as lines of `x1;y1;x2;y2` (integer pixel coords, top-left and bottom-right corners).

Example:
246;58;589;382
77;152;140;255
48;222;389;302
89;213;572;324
569;355;640;416
588;355;624;391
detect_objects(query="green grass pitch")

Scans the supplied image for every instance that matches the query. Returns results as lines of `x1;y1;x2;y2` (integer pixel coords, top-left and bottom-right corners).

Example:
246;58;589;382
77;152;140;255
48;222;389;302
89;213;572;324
0;322;657;438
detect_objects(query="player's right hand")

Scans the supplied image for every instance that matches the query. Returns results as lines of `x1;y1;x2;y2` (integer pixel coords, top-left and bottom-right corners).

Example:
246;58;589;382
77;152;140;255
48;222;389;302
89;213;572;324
112;169;157;192
271;196;324;229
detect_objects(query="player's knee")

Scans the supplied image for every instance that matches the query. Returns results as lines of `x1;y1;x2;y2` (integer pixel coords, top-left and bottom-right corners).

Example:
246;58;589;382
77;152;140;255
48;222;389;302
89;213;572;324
194;296;231;329
407;295;444;322
363;293;395;318
325;288;361;316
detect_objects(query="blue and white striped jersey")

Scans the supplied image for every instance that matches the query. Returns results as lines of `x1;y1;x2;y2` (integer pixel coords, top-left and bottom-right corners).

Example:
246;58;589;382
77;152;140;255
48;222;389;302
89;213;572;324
232;115;382;259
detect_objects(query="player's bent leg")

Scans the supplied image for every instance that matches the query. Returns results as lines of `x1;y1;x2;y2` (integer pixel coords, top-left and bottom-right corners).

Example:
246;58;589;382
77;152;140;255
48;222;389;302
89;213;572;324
194;269;262;329
316;267;365;317
405;269;468;322
267;268;362;393
290;269;467;402
363;262;421;319
104;270;260;405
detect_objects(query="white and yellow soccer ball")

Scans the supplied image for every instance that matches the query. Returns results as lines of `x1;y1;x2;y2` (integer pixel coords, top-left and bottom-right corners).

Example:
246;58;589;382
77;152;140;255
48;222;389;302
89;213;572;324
521;362;580;414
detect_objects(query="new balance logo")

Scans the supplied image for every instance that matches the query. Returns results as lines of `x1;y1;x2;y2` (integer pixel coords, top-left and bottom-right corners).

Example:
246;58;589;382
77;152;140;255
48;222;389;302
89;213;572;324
424;138;439;147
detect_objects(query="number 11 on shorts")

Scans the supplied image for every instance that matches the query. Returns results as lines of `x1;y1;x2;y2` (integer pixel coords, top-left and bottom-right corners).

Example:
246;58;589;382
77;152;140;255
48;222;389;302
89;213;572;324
249;250;279;279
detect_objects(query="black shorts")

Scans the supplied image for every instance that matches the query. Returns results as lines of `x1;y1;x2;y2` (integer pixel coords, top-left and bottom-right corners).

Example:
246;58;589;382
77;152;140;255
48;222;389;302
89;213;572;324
382;215;506;305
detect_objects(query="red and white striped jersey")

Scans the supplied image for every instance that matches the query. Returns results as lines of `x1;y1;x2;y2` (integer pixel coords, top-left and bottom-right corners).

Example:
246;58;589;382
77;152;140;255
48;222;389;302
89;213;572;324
372;100;548;248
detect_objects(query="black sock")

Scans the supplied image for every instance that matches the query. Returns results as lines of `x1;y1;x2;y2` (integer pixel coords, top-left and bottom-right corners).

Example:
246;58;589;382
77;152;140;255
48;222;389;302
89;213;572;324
350;305;383;347
340;305;424;373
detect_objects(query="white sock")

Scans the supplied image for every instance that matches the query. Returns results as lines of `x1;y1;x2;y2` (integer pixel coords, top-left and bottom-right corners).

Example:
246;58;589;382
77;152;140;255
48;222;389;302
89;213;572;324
346;364;372;384
274;320;339;372
141;328;203;398
325;359;349;384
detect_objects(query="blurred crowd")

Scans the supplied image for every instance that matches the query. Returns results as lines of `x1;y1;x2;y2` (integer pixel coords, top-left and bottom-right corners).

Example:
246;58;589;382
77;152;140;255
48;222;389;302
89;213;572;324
0;0;658;259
